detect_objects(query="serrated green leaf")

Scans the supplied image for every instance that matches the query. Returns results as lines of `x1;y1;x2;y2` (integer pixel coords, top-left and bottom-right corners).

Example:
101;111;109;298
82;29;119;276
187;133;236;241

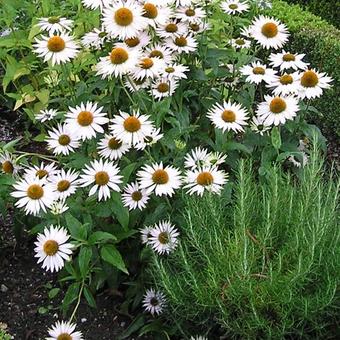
100;244;128;274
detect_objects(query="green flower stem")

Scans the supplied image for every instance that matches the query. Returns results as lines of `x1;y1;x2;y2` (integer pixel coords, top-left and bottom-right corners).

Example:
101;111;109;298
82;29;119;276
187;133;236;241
69;280;85;322
126;75;148;113
16;152;57;163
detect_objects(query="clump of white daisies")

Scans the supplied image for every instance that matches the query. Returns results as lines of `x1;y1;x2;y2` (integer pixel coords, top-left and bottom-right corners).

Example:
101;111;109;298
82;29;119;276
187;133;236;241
0;0;335;335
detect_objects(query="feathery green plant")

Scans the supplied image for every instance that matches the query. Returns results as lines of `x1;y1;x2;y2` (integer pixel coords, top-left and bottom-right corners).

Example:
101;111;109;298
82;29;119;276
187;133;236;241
151;146;339;339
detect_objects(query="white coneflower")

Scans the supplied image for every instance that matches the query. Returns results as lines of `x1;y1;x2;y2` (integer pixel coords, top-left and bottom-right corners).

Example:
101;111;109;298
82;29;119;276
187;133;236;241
190;336;208;340
141;2;172;27
250;15;289;50
11;176;56;216
206;151;227;167
131;56;166;80
137;162;182;197
188;21;211;34
81;28;106;50
229;37;251;49
240;61;277;84
36;108;58;122
46;124;80;156
96;45;140;78
110;110;154;146
240;26;252;38
0;151;21;176
134;128;163;150
267;72;300;96
176;6;206;24
24;162;58;180
78;158;122;201
151;77;178;100
102;0;147;39
47;320;83;340
122;182;150;210
145;44;174;64
49;199;69;215
142;288;166;315
65;101;109;141
250;115;271;135
123;31;151;49
297;69;333;100
207;101;249;133
184;147;209;169
268;50;309;71
156;21;187;39
82;0;109;10
49;169;79;200
140;225;154;244
98;134;130;160
221;0;250;15
166;34;197;54
36;16;73;34
34;225;73;273
256;95;299;126
160;63;189;80
33;33;79;66
184;166;228;196
149;220;179;255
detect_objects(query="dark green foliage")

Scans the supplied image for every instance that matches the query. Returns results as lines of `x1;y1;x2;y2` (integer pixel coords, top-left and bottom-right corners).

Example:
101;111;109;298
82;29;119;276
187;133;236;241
151;148;339;339
269;1;340;137
283;0;340;28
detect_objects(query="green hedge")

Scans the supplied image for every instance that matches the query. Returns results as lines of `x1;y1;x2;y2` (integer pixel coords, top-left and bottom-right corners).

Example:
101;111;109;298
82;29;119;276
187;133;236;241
267;1;340;137
283;0;340;28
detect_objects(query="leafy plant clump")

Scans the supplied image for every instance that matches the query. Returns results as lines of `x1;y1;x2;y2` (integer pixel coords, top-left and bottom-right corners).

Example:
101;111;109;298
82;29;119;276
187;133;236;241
151;146;339;338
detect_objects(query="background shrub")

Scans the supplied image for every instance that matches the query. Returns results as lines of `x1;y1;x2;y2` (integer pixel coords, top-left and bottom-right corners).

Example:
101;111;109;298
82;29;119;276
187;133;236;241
268;0;340;137
151;148;340;338
283;0;340;28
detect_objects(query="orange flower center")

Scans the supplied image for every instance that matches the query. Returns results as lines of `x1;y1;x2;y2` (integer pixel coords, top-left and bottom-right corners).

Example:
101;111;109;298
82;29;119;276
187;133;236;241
261;22;278;38
77;111;93;127
221;110;236;123
196;172;214;186
270;97;287;113
140;57;154;69
47;36;65;52
279;74;293;85
27;184;44;199
131;191;142;201
165;23;178;33
110;47;129;65
149;50;163;58
95;171;109;186
2;160;13;174
36;169;48;178
185;8;195;17
58;134;71;146
57;334;72;340
125;37;140;47
175;36;187;47
158;231;169;244
283;53;295;62
57;180;70;192
108;137;122;150
114;8;133;26
157;83;169;93
152;169;169;184
300;70;319;88
43;240;59;256
143;3;158;19
123;116;141;132
252;67;265;75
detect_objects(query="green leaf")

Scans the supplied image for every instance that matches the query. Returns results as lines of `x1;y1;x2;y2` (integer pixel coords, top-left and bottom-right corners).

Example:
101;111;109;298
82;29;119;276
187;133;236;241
84;286;97;308
271;127;282;150
78;247;92;278
88;231;117;245
111;192;129;230
100;244;128;274
62;282;80;313
65;213;87;240
33;133;47;142
48;288;60;299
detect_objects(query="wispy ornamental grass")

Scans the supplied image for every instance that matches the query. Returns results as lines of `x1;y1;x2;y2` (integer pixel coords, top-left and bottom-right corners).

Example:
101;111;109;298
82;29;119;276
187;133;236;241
151;146;339;339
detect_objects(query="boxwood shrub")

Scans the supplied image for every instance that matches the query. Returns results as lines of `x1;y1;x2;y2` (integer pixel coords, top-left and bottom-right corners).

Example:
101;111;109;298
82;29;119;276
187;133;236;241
268;0;340;137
